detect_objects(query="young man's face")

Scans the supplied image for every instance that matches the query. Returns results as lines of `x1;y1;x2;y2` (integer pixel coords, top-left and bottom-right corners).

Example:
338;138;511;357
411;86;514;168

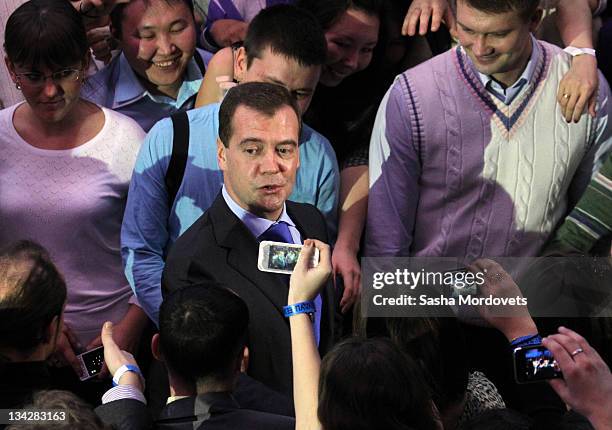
456;0;540;87
119;0;197;98
235;47;320;115
217;105;300;221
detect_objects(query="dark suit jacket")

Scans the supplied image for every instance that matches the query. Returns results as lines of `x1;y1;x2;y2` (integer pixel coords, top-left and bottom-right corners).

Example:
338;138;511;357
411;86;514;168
0;361;52;430
0;361;51;410
162;195;338;397
96;392;295;430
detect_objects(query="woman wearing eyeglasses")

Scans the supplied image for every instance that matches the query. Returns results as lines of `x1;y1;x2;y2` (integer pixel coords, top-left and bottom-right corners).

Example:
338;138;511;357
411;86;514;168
0;0;146;401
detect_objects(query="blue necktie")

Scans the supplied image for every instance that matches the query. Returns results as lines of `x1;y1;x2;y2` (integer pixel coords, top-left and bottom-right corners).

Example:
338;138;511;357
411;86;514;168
258;221;322;346
258;221;293;243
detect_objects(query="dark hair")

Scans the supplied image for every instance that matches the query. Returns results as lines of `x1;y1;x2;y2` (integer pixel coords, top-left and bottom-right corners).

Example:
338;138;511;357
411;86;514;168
0;241;66;356
318;337;439;430
244;4;327;69
158;284;249;384
455;0;539;20
110;0;195;40
296;0;383;32
4;0;88;69
458;408;533;430
7;390;113;430
385;317;469;413
218;82;301;147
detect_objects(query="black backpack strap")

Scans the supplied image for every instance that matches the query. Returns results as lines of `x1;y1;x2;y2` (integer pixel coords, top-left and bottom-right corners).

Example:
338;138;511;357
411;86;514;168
194;49;207;76
165;112;190;209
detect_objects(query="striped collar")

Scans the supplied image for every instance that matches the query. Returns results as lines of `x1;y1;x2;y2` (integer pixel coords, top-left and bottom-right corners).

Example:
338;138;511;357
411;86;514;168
454;39;550;133
473;35;540;105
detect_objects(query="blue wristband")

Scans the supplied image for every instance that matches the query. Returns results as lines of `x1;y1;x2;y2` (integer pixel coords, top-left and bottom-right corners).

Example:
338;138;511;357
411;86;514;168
511;334;542;348
283;301;316;318
112;364;144;388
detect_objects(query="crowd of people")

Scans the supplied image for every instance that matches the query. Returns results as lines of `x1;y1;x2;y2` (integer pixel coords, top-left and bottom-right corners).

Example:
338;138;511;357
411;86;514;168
1;0;612;429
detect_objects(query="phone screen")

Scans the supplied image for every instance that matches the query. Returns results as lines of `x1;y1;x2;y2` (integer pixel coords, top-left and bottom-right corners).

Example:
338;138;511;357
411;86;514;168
445;268;478;296
78;346;104;380
268;244;301;272
514;345;562;384
258;241;319;274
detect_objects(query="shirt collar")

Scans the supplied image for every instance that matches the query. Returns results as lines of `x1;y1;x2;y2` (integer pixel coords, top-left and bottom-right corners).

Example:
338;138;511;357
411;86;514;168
113;52;203;109
221;185;295;239
166;395;189;405
474;34;540;92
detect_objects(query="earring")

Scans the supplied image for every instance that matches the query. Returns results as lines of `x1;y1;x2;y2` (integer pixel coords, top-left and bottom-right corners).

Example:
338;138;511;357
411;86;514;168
15;83;21;90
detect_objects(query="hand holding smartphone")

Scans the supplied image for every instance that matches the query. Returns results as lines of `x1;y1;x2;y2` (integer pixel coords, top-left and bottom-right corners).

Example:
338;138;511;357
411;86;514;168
514;345;562;384
258;241;319;274
77;346;105;381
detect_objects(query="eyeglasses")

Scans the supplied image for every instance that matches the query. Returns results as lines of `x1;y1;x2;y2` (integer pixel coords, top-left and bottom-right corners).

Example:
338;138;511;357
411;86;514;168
15;69;82;87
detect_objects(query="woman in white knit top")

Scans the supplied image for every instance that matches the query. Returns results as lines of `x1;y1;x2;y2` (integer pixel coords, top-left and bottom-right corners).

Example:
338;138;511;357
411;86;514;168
0;0;147;381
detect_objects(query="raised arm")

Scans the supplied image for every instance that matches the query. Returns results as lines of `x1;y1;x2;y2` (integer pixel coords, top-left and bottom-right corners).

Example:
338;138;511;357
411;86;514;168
195;47;235;108
289;240;331;430
402;0;456;36
467;259;538;342
73;0;127;28
543;327;612;430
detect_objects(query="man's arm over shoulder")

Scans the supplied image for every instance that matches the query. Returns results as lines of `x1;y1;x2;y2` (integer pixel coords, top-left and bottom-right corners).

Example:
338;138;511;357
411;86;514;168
121;118;175;325
365;78;421;257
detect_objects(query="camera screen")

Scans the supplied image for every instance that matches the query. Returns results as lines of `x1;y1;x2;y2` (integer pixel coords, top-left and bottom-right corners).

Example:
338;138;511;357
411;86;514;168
81;346;104;377
268;245;300;272
516;346;562;383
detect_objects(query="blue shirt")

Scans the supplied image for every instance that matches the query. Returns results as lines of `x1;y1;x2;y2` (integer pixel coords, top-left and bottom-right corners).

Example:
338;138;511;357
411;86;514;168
475;35;539;105
81;49;213;132
221;186;322;344
122;103;339;323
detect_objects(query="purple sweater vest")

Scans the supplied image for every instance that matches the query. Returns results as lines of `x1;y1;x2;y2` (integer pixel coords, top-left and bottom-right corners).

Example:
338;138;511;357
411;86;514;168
366;41;601;261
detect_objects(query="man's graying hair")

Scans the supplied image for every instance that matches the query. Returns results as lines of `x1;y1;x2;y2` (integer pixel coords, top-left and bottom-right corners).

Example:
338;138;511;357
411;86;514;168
0;240;66;357
218;82;302;147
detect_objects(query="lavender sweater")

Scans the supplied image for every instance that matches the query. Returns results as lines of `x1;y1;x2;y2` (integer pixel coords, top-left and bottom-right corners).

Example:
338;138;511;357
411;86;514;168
366;41;612;261
0;105;144;345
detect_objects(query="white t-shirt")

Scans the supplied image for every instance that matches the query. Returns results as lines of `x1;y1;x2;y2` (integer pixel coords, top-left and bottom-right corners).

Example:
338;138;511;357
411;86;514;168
0;103;145;345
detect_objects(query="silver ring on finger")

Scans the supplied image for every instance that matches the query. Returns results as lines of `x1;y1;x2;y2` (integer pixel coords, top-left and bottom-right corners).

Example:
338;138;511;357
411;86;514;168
571;347;584;357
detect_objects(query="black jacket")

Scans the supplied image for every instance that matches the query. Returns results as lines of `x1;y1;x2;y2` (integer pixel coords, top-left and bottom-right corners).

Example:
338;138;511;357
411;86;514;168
162;195;338;397
96;392;294;430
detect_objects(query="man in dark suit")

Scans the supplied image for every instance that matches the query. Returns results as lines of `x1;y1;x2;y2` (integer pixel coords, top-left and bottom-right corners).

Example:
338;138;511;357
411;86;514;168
162;82;338;397
96;284;295;430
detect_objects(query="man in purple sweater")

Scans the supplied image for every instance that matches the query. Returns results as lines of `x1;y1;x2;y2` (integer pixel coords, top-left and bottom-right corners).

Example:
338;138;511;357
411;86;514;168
366;0;612;262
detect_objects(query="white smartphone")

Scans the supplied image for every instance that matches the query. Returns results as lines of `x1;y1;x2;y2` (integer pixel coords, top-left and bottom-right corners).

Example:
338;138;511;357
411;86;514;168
77;346;104;381
257;241;319;274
